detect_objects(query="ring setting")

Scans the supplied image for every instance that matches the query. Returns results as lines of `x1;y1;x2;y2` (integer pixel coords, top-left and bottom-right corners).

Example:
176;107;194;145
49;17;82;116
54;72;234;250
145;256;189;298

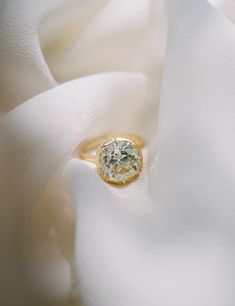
79;135;144;186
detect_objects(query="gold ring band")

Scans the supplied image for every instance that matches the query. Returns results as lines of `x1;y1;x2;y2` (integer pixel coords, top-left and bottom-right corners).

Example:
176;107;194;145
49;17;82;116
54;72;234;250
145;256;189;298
79;134;144;186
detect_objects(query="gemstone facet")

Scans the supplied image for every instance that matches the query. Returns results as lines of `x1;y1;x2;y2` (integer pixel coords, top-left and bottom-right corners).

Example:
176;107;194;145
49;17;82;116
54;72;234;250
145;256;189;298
97;137;143;185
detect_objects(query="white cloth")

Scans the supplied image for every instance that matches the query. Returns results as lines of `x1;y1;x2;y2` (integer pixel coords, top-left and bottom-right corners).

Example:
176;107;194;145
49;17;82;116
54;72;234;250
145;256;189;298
1;0;235;305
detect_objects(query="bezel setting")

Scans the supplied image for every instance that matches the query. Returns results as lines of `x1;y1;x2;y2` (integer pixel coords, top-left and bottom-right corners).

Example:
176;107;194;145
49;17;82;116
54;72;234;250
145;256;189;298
96;137;143;186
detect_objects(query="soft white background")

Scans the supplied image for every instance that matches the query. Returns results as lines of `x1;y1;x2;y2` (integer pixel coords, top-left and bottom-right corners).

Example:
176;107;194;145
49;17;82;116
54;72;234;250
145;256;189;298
0;0;235;305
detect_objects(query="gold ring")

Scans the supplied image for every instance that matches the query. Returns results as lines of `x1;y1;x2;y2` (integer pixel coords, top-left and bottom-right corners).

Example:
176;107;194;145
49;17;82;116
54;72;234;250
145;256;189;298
79;134;144;186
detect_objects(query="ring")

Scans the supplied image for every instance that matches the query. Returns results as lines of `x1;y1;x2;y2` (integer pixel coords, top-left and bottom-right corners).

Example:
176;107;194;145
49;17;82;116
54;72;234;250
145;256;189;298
79;134;144;186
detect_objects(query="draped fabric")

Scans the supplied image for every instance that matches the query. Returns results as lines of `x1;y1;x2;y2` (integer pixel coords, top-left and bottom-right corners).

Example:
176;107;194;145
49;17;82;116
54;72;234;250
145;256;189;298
0;0;235;305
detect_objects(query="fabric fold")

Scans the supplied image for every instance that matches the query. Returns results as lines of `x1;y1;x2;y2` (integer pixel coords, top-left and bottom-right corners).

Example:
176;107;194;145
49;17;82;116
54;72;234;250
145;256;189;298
2;72;148;203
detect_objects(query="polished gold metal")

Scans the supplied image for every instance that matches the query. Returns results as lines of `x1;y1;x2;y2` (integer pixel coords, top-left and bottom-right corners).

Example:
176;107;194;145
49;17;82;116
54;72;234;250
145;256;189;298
79;134;144;186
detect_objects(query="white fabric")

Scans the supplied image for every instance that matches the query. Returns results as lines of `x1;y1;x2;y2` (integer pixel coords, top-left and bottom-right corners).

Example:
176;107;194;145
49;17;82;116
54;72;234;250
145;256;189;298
66;1;235;306
1;0;235;305
0;0;58;110
210;0;235;21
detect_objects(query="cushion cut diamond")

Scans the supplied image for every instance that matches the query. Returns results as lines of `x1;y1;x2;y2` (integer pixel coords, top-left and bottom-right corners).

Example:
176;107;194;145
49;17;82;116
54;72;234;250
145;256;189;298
98;138;142;184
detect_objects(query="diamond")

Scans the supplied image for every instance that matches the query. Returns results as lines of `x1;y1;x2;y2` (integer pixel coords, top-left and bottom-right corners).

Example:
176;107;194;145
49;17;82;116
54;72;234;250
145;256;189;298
97;138;143;185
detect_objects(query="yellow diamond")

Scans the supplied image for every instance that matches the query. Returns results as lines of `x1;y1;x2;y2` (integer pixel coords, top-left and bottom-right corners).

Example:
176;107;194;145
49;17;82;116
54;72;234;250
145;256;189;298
97;137;143;185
